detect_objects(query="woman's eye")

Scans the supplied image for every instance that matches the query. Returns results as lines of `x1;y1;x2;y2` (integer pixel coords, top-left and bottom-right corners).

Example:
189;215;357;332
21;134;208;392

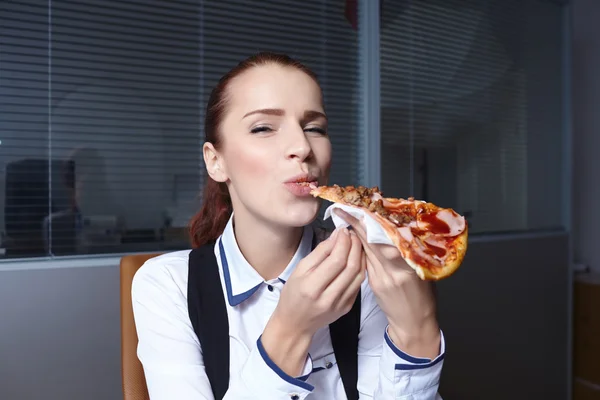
250;126;272;134
305;127;327;135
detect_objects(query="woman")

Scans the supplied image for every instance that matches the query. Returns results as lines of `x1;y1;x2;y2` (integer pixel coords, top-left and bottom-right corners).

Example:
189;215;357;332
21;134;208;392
132;52;444;399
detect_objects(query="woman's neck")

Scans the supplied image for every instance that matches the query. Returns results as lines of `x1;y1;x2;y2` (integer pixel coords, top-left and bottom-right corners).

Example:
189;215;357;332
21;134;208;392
232;213;305;281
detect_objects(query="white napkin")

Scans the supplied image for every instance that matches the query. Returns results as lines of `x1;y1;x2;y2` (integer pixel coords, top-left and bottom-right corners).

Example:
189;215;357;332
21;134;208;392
323;203;395;246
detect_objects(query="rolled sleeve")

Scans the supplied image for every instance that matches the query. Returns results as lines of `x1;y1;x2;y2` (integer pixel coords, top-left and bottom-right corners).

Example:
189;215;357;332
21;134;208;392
380;326;445;398
239;336;314;400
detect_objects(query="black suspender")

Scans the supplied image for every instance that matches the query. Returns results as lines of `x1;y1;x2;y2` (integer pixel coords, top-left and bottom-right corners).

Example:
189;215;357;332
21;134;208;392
330;292;361;400
187;241;361;400
187;242;230;400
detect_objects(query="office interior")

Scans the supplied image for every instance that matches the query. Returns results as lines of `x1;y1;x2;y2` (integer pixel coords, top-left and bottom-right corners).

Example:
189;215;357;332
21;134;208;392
0;0;598;399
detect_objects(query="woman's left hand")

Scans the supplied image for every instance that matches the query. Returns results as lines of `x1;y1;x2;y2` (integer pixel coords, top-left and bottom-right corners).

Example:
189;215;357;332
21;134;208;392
334;208;442;359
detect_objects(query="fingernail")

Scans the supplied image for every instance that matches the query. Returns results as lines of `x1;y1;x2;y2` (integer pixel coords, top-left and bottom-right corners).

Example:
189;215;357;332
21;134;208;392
329;228;340;240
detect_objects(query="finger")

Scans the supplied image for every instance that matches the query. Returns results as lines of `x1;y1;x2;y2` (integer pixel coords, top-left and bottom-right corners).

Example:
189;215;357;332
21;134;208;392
308;228;353;292
365;257;376;279
336;257;365;313
361;249;372;279
296;227;342;274
355;240;388;283
350;230;384;270
332;209;390;279
361;250;367;273
334;209;382;260
367;252;388;279
322;231;363;299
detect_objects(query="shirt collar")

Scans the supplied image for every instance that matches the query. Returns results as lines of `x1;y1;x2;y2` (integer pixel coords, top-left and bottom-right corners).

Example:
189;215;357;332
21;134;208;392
218;214;314;307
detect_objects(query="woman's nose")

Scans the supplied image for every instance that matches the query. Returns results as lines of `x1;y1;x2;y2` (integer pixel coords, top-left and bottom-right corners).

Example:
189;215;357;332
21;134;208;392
285;127;312;161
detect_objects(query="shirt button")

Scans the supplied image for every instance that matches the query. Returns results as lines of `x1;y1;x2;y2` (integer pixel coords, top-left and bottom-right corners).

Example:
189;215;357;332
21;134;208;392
290;395;300;400
267;285;274;292
325;361;333;369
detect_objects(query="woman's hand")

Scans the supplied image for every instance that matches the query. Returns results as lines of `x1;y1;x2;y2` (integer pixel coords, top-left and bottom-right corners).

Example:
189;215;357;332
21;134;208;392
334;209;441;360
261;227;366;375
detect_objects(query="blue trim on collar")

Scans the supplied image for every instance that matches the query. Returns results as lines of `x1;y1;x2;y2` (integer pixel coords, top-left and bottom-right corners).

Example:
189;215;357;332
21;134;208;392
219;238;261;307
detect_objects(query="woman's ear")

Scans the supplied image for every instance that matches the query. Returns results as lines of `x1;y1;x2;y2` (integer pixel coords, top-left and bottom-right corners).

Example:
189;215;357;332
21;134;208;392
203;142;228;183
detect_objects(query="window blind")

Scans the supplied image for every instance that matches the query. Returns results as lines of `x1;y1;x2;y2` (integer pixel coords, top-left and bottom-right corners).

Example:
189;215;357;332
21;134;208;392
202;0;359;188
379;0;565;234
0;0;361;259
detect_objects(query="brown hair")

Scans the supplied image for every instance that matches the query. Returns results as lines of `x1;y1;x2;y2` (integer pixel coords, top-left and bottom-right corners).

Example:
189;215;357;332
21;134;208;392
189;51;321;248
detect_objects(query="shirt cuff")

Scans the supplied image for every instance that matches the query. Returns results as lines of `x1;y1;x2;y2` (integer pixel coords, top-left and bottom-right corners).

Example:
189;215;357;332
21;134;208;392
380;326;445;393
240;335;314;400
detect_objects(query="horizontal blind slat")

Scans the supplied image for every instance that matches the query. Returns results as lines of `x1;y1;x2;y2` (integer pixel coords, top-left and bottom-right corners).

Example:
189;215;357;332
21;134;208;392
1;0;360;258
380;0;563;233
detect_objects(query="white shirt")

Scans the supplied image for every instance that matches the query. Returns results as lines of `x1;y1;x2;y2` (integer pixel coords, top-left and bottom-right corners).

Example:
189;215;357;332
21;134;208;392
132;216;446;399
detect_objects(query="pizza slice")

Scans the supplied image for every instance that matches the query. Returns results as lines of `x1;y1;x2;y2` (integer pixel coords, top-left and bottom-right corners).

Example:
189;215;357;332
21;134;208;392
309;184;468;281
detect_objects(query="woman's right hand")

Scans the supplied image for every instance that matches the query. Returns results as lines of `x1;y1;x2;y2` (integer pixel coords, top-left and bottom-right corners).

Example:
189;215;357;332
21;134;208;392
260;227;366;376
276;227;366;334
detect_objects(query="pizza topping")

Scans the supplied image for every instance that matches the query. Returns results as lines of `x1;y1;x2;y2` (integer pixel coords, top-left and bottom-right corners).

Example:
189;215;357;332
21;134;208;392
368;199;389;217
416;209;465;237
388;212;413;226
398;226;414;242
382;198;418;215
424;235;447;249
412;238;443;268
436;209;466;236
413;209;465;237
323;185;390;217
310;184;467;279
417;213;450;235
413;234;447;262
424;241;447;258
342;187;363;206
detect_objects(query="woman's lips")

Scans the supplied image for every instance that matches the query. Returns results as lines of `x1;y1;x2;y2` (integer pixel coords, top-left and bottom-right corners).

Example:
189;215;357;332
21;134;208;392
284;181;318;197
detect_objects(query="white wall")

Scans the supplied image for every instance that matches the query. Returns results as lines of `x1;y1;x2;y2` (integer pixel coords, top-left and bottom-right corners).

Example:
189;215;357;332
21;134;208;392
572;0;600;273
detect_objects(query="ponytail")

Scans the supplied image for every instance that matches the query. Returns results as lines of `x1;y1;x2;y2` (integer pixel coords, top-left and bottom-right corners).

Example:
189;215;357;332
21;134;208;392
189;177;232;248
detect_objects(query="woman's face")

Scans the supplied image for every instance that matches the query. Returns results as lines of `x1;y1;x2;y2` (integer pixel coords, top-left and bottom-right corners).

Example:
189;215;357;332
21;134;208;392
206;64;331;229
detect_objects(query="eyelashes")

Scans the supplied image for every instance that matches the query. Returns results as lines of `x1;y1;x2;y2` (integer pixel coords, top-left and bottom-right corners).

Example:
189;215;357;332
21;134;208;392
305;127;327;135
250;126;328;135
250;126;272;134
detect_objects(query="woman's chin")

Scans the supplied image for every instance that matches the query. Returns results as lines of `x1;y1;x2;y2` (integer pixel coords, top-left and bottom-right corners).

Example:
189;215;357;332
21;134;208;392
281;203;320;227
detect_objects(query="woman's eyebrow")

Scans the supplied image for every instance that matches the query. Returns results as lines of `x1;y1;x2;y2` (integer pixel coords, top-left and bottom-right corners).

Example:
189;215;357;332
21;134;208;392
242;109;327;121
303;110;327;121
242;108;284;119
